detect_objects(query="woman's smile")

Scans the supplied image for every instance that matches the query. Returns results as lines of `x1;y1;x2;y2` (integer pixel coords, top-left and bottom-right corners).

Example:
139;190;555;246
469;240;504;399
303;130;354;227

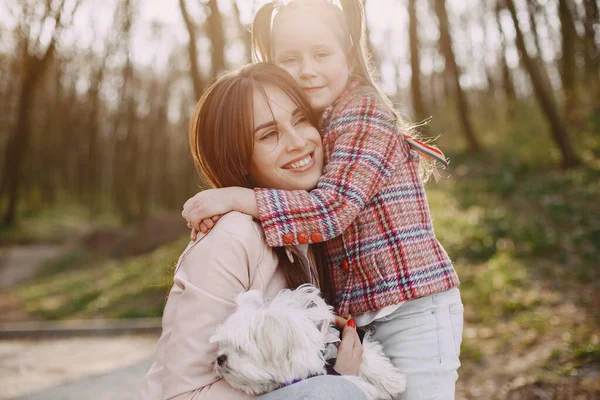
282;152;315;171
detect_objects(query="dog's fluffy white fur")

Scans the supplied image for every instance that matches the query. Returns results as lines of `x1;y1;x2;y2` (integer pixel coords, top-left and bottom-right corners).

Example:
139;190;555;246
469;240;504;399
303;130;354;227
210;284;406;399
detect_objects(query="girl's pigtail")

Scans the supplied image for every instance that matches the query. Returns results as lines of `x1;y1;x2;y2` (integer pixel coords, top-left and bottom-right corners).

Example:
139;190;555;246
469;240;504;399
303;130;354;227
339;0;376;87
339;0;364;55
339;0;446;183
251;3;275;63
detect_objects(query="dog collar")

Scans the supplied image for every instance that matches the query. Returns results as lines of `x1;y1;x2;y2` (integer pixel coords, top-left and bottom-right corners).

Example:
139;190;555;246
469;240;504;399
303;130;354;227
282;373;321;387
282;378;303;387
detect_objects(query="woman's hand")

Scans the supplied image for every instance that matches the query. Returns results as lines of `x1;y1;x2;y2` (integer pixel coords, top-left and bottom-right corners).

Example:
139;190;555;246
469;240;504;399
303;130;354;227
182;187;258;237
332;318;363;376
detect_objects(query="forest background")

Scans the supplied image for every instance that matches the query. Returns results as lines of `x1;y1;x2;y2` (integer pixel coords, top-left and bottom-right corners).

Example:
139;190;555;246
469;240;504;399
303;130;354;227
0;0;598;398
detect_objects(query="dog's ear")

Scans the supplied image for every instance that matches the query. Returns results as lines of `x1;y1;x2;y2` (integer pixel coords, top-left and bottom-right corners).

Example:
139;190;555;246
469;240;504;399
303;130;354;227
235;290;264;309
290;285;334;326
208;331;223;344
289;284;328;309
303;307;334;329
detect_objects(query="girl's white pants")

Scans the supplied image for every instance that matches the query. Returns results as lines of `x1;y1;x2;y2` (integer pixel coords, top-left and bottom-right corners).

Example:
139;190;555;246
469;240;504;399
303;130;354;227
370;287;464;400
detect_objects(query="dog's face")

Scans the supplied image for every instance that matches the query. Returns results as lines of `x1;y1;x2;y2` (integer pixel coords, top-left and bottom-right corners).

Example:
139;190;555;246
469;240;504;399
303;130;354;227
210;286;334;395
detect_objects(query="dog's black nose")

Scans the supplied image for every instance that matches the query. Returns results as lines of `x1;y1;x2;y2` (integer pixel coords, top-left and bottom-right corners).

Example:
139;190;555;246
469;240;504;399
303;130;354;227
216;355;227;366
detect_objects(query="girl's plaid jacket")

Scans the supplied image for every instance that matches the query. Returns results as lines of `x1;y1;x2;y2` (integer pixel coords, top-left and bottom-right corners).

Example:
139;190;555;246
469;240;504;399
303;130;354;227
255;84;459;317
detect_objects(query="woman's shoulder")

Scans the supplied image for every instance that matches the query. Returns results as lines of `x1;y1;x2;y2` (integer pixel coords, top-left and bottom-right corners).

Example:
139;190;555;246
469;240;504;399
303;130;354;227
188;212;265;254
178;212;267;275
210;211;264;242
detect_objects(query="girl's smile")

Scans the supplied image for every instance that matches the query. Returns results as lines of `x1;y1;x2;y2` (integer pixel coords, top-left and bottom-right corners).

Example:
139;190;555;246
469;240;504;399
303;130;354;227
301;86;325;94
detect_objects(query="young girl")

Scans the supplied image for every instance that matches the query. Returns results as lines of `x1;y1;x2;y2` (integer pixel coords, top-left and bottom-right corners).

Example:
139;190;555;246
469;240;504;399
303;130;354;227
183;1;463;398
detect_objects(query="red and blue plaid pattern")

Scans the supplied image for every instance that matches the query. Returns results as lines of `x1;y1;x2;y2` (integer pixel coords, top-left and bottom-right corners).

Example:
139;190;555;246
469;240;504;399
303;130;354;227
255;86;459;316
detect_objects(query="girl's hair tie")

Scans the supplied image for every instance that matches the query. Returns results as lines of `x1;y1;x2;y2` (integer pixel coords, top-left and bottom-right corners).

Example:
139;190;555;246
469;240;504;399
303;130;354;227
272;0;338;12
272;0;286;11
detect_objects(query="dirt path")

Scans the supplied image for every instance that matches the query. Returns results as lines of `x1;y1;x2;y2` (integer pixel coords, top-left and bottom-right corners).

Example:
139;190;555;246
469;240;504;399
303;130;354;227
0;245;65;290
0;335;158;399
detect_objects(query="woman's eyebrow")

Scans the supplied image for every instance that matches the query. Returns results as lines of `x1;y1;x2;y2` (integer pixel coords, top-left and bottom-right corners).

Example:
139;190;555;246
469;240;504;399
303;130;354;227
253;120;276;135
253;107;301;135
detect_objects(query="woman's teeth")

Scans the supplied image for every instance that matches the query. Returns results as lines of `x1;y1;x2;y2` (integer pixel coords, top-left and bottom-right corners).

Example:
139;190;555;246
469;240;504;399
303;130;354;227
287;154;312;169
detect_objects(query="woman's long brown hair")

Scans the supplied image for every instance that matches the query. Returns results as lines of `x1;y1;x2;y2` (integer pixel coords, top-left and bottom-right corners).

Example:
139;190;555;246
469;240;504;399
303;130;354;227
189;62;326;290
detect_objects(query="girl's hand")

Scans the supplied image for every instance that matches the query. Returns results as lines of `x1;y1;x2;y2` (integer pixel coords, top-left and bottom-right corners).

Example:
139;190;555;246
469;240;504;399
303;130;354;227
182;187;258;233
190;215;221;240
332;319;362;376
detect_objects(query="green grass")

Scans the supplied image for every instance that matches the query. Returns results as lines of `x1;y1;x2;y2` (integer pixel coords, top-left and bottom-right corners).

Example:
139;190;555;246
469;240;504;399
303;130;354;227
16;236;187;319
0;203;120;245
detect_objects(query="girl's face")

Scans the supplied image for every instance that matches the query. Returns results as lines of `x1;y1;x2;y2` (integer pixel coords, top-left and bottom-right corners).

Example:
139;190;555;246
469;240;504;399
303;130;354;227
249;84;324;191
272;8;351;112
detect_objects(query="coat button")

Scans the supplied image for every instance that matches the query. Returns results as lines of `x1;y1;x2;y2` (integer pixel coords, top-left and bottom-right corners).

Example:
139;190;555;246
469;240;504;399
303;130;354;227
310;232;323;243
298;232;309;244
342;259;349;271
283;233;294;244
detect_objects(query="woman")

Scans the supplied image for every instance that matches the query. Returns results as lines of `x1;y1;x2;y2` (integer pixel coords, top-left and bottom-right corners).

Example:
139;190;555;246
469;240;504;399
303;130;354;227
136;63;365;400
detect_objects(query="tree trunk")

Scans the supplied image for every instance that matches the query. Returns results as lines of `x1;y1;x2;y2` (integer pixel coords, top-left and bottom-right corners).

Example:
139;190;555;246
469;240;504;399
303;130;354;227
480;0;498;120
495;0;516;102
84;4;121;211
111;0;140;223
527;2;545;61
504;0;580;168
232;0;251;63
4;53;52;222
583;0;600;108
2;41;58;225
1;0;73;225
85;73;103;210
433;0;481;152
558;0;578;121
179;0;204;99
526;1;554;95
409;0;427;122
39;59;62;207
0;44;22;198
207;0;226;77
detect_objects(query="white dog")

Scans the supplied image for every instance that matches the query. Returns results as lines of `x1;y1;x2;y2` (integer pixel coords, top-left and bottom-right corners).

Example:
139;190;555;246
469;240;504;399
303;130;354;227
210;284;406;399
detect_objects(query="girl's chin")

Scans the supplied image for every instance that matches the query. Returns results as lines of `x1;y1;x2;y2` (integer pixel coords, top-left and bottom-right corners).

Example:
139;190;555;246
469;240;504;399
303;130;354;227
310;100;328;113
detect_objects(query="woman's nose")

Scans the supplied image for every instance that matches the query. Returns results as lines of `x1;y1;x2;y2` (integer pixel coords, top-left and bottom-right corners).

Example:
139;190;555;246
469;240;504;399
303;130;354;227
285;129;307;151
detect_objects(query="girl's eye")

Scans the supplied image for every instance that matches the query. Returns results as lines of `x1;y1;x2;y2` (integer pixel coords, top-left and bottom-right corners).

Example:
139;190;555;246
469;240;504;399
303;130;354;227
260;130;279;141
281;57;298;65
315;52;330;59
